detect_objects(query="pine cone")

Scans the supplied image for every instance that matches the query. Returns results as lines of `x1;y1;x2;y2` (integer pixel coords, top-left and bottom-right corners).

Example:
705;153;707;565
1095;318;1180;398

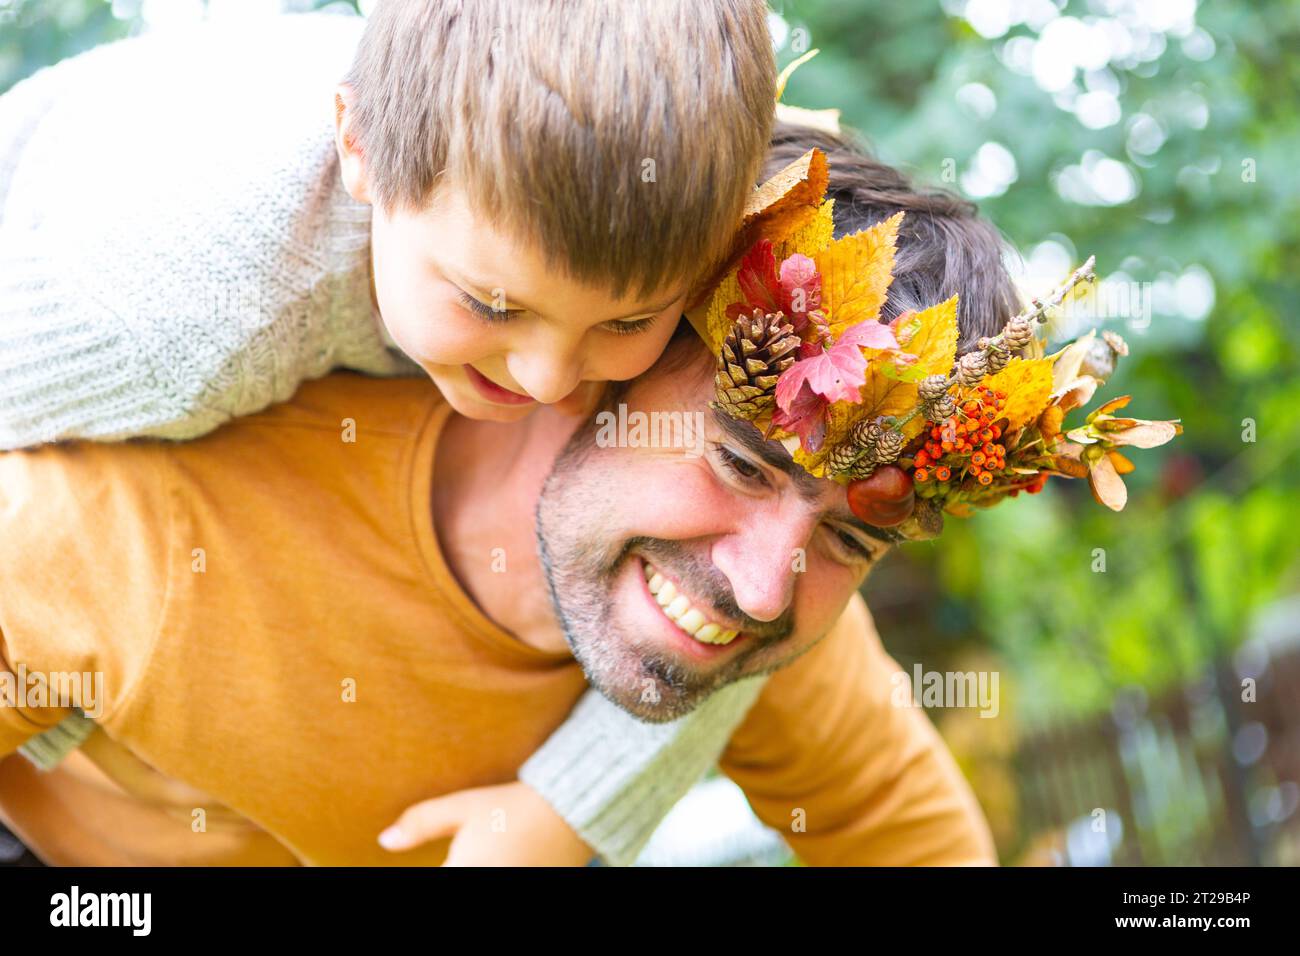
714;310;800;420
873;428;905;465
1002;315;1035;351
847;457;879;480
956;350;989;387
919;374;950;402
986;346;1011;373
928;394;957;421
826;440;869;477
849;418;884;449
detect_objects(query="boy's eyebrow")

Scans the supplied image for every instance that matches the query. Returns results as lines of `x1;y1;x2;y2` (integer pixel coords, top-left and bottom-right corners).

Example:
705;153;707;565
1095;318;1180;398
710;408;903;545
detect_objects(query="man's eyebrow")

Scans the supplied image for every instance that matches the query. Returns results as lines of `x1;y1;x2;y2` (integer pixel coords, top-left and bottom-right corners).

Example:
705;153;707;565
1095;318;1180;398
710;408;904;545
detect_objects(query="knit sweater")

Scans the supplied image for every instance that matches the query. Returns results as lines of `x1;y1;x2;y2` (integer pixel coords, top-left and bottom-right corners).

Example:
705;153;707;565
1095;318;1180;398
0;13;758;866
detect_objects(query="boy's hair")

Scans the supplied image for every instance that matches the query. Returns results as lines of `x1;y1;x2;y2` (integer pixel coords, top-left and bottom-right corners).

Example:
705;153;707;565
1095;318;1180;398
762;122;1023;354
342;0;776;299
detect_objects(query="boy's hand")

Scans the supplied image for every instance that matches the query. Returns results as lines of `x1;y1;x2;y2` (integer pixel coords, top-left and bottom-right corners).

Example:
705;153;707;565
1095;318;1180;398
378;780;596;866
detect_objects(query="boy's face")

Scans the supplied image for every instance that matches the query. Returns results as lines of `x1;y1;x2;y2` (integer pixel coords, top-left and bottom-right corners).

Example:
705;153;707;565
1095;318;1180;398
334;88;689;423
367;184;689;422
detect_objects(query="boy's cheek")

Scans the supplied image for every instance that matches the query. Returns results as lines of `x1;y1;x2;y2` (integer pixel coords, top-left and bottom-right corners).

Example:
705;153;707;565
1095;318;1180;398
380;295;495;370
583;319;679;383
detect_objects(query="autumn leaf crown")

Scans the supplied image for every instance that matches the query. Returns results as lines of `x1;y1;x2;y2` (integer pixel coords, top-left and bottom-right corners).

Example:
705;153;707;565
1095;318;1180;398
687;148;1182;537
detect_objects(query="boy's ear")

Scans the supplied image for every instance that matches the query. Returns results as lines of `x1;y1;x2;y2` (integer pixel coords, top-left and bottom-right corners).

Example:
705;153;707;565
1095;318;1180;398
334;83;372;206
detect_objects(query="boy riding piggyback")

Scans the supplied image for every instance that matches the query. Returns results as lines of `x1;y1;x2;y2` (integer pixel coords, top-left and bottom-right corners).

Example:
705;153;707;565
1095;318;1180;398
0;1;778;864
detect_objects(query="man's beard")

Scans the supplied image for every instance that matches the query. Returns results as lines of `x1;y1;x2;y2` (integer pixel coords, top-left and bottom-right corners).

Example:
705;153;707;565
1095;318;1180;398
534;417;796;722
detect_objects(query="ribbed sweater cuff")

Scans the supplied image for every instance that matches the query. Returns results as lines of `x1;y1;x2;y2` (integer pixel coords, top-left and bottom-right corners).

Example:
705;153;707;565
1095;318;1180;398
17;711;97;771
519;677;768;866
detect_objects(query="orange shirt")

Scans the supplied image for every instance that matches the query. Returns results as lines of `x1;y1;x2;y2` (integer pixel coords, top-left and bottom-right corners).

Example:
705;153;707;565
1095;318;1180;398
0;373;993;865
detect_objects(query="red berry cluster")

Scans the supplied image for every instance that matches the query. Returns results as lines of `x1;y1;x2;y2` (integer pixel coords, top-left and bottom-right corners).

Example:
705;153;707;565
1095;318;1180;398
913;386;1008;489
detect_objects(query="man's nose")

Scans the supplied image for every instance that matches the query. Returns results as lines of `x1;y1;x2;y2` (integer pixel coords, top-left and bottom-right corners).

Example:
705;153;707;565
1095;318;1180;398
710;509;815;624
507;338;583;405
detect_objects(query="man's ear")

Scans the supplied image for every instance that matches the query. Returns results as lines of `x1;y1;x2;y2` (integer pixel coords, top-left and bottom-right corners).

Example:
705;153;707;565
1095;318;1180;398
334;83;372;206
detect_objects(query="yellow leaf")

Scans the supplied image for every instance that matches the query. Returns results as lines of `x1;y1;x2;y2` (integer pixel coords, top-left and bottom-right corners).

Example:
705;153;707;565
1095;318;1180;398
772;198;835;262
700;269;743;353
980;358;1054;431
774;102;842;135
855;293;959;431
816;212;903;337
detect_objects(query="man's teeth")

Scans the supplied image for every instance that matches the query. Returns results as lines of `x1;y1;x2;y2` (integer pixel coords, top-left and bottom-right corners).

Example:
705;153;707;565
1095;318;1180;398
643;563;739;645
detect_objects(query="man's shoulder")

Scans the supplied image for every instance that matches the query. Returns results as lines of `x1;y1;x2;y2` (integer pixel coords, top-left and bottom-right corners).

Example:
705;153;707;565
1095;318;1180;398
236;372;444;440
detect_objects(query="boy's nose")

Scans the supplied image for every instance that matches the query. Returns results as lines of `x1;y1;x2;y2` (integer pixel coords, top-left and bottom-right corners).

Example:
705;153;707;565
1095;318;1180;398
507;347;583;406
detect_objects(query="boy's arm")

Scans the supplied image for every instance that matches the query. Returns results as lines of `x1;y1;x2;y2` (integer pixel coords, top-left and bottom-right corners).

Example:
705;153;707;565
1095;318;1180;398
719;592;997;866
0;20;409;451
0;234;411;450
518;676;769;866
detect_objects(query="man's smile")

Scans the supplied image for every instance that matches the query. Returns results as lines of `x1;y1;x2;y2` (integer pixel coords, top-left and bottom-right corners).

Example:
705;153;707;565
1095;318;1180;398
633;555;750;660
643;561;741;645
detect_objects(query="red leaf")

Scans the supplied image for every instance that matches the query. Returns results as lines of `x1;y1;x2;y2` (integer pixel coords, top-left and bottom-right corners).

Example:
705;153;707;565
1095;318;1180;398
735;240;781;314
771;380;829;452
778;253;821;333
777;338;870;407
835;318;899;352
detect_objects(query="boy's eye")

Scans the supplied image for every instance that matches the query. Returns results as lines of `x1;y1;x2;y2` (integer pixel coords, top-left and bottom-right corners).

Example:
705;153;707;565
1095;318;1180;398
457;289;514;324
600;316;657;336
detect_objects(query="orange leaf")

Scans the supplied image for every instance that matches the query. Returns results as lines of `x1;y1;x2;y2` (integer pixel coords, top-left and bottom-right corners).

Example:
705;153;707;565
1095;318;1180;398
771;198;835;263
1107;450;1136;474
1094;394;1132;416
1038;405;1065;441
743;148;829;247
979;358;1054;431
816;211;904;337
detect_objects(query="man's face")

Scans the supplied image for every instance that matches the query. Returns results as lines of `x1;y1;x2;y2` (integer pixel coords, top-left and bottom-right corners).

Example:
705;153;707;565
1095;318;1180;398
535;343;895;721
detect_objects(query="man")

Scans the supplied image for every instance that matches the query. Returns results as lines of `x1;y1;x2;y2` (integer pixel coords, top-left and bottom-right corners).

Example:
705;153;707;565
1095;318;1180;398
0;320;997;866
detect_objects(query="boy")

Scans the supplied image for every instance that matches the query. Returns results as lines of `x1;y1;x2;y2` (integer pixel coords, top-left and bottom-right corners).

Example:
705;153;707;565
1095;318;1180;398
0;1;783;865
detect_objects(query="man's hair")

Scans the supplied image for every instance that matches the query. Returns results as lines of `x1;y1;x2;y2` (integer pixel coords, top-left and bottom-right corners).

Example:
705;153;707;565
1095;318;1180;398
762;122;1023;354
341;0;776;299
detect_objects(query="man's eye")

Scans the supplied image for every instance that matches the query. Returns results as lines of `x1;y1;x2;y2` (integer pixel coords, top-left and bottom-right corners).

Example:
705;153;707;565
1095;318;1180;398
717;445;765;483
828;526;876;563
457;290;512;324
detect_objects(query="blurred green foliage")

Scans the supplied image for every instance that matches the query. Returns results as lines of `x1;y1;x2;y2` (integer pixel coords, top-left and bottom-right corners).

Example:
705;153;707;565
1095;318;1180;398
3;0;1297;725
775;0;1300;719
